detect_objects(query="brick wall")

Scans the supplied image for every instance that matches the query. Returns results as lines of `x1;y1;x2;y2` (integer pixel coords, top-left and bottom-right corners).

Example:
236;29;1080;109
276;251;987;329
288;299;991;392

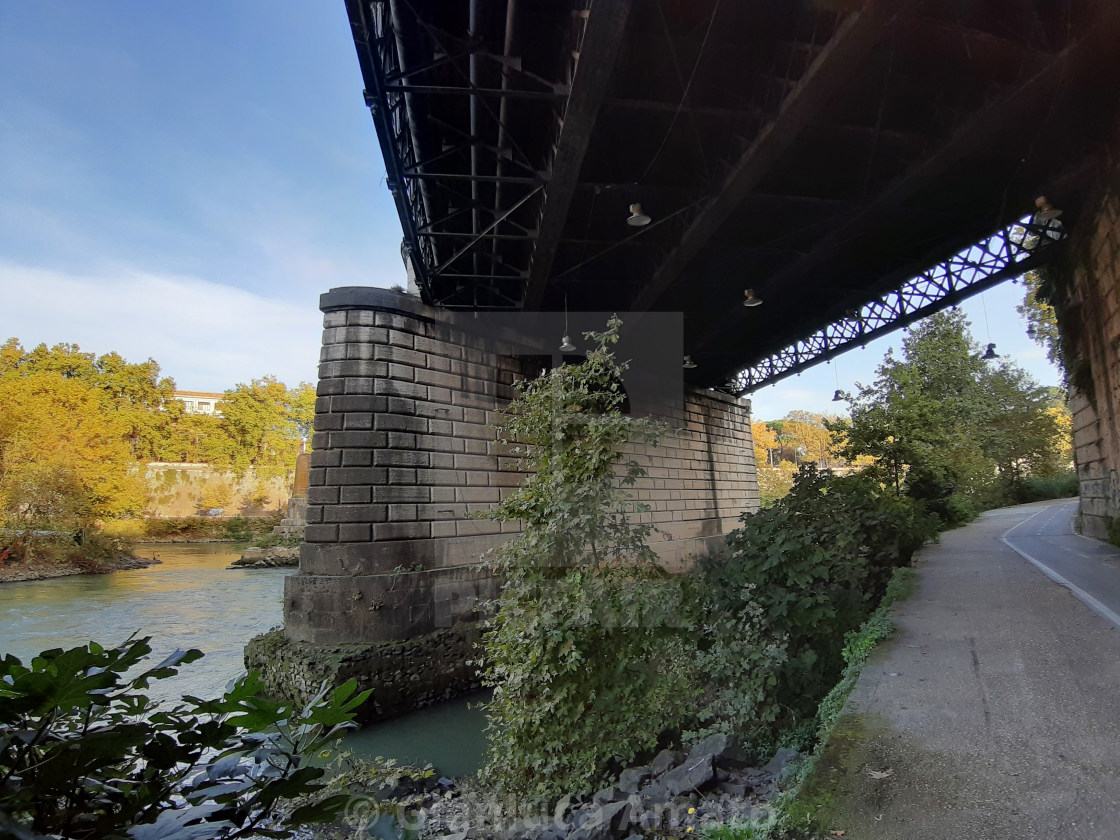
283;287;757;645
1067;180;1120;538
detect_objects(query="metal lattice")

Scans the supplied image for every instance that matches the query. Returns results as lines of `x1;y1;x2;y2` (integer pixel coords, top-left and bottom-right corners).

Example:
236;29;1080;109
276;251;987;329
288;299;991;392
728;214;1065;394
354;2;439;299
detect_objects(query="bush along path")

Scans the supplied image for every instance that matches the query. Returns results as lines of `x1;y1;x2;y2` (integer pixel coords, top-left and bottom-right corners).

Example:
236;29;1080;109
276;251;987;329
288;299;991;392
327;568;919;840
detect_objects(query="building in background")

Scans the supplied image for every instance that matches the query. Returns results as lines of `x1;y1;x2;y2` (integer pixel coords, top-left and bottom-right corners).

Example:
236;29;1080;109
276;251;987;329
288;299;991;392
173;390;223;416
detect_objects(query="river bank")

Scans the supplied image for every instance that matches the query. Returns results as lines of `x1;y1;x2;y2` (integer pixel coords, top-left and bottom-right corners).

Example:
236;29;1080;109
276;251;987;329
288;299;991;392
0;553;160;583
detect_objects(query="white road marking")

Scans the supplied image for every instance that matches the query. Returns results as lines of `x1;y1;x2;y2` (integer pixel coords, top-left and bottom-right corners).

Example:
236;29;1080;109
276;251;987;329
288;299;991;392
1001;515;1120;632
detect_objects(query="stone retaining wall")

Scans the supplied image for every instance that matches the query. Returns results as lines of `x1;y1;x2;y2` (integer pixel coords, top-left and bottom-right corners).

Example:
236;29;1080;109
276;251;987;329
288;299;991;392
244;625;482;723
1063;159;1120;539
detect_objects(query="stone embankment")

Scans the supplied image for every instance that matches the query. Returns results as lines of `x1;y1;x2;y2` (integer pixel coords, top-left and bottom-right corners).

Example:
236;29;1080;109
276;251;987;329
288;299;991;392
0;554;159;583
328;734;800;840
229;546;300;568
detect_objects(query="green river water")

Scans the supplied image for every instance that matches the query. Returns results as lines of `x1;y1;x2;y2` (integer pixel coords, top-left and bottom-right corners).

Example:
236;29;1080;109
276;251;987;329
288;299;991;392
0;542;487;777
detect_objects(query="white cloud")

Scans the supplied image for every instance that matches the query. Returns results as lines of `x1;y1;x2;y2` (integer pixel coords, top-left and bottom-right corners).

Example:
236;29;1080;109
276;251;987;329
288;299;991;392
0;260;324;391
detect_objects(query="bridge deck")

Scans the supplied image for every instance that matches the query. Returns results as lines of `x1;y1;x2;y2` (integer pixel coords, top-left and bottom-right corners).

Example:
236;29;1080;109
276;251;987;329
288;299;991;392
348;0;1120;388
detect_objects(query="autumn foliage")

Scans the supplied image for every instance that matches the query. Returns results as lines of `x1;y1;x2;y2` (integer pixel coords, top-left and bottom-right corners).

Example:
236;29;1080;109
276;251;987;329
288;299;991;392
0;338;313;551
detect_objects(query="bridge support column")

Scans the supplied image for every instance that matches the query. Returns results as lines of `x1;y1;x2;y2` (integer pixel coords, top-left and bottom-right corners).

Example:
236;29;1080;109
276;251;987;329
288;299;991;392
255;287;757;719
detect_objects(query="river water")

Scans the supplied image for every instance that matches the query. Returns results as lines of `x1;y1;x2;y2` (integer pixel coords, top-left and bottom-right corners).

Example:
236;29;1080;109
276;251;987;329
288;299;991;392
0;543;487;777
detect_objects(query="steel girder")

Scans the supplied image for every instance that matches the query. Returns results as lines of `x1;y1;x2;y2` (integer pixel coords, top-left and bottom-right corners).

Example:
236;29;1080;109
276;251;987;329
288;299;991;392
353;1;438;300
728;215;1065;394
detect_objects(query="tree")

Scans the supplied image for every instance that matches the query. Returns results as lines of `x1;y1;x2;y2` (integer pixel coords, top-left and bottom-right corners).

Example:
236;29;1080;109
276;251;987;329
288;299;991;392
833;310;1067;518
1017;269;1064;377
2;340;177;460
751;420;778;467
780;411;843;468
0;371;147;545
212;378;309;481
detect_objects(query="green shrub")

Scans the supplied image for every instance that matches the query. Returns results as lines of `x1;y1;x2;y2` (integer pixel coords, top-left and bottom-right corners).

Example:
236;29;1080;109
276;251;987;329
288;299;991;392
1010;470;1080;503
940;493;979;527
0;636;369;839
699;466;934;738
478;318;696;801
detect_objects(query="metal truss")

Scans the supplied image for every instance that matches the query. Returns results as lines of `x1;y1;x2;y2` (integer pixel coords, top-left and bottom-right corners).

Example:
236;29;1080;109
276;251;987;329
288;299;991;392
728;214;1066;394
353;1;438;300
351;1;582;309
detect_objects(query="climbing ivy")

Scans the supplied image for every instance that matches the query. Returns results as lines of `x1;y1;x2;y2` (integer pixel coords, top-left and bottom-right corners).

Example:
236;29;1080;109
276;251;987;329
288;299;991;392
476;317;696;801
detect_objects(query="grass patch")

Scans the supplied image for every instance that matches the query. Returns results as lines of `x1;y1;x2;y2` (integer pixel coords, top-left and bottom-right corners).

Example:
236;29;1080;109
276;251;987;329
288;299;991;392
746;566;918;839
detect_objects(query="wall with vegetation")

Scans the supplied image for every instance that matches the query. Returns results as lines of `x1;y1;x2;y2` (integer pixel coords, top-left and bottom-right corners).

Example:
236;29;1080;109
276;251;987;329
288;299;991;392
283;288;757;646
1061;160;1120;538
143;462;290;518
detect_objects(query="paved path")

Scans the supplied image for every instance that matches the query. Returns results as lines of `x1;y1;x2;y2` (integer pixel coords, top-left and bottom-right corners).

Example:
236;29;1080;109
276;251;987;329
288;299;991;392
803;500;1120;839
1002;500;1120;629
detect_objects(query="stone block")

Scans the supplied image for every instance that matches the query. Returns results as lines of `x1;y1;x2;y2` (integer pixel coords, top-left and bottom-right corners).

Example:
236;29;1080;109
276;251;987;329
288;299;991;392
313;414;343;431
374;522;432;541
455;453;496;471
307;486;340;505
342;449;373;467
343;412;374;430
345;310;376;327
388;432;418;450
389;504;418;522
374;344;427;368
387;363;414;382
373;450;429;468
388;468;417;485
431;521;457;538
305;524;339;543
335;360;389;378
345;343;375;360
430;452;456;468
340;486;373;504
415;468;462;486
309;450;342;468
316;378;345;396
339;523;372;542
328;431;389;449
375;413;428;433
417;402;460;421
344;377;376;395
332;395;383;413
415;368;463;390
374;486;431;503
326;467;388;486
323;504;388;524
386;396;417;415
374;380;428;400
417;503;468;520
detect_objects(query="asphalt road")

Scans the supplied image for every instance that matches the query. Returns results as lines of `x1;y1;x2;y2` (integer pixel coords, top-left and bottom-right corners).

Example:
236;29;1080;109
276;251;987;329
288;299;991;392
804;500;1120;839
1001;499;1120;629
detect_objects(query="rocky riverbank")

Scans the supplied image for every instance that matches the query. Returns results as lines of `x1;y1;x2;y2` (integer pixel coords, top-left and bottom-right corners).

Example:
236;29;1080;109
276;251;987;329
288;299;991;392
303;734;800;840
0;553;160;583
229;546;300;568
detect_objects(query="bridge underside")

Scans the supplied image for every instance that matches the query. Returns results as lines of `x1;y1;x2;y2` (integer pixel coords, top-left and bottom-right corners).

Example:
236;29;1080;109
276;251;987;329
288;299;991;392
350;0;1120;389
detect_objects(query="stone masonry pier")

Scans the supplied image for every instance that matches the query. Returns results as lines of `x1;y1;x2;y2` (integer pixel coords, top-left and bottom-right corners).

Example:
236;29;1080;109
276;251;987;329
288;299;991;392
258;287;757;718
286;286;757;646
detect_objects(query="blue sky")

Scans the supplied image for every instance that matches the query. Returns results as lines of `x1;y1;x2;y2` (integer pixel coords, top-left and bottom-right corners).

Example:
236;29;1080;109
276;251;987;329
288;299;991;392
0;2;1059;411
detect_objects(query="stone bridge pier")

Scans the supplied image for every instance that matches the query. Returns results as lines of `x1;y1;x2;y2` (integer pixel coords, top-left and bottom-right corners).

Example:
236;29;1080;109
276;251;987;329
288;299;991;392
247;287;757;719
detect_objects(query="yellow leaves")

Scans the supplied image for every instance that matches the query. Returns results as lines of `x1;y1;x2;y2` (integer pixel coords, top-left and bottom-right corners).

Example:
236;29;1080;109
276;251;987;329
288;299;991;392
0;371;147;522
